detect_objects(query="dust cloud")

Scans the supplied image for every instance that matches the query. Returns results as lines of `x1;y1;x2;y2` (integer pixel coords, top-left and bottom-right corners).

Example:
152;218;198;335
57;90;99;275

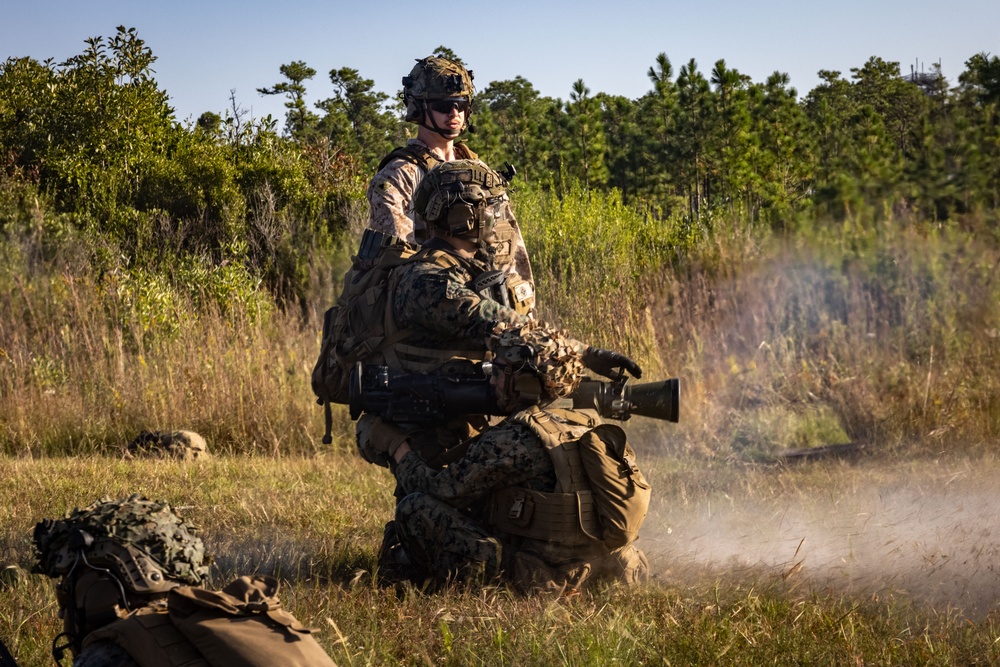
641;461;1000;619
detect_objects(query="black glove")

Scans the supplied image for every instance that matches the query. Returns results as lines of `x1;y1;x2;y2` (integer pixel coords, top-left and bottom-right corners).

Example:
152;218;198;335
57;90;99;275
581;346;643;381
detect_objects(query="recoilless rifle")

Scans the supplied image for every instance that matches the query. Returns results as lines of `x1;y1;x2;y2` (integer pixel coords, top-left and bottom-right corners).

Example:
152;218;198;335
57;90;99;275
349;362;680;424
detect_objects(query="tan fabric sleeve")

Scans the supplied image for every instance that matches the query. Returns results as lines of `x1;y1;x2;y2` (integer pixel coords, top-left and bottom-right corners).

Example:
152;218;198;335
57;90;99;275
366;159;423;243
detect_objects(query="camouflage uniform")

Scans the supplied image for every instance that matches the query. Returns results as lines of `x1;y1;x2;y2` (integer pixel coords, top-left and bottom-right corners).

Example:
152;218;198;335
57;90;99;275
390;238;526;351
392;409;644;591
356;237;529;469
367;139;535;294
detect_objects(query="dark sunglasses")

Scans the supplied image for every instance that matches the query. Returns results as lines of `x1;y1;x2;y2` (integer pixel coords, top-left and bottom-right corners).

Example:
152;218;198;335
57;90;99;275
429;99;470;114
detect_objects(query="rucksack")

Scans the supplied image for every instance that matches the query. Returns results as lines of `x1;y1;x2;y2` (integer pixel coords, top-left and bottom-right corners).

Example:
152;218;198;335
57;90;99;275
311;230;420;443
83;575;336;667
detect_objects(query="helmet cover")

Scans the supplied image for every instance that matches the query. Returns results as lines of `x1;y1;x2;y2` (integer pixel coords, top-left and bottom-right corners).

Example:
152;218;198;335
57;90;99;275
414;159;508;238
489;322;585;407
33;495;210;591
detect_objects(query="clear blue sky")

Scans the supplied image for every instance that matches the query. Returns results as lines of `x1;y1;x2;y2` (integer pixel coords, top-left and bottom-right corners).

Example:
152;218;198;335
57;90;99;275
5;1;999;125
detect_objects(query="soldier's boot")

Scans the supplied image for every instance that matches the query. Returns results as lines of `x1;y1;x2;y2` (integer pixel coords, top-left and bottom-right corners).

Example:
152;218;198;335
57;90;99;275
376;521;425;587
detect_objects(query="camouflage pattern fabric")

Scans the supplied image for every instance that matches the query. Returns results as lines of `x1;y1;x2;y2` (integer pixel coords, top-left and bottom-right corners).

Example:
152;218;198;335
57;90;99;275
393;410;649;591
125;430;209;460
33;495;210;587
357;240;525;476
393;419;547;585
390;240;527;350
367;139;534;286
394;493;503;584
367;143;422;242
490;322;587;401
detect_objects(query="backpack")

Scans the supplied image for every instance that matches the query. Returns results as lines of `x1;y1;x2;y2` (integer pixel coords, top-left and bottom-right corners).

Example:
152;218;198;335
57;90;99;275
493;408;651;551
83;575;336;667
311;230;420;443
577;423;652;549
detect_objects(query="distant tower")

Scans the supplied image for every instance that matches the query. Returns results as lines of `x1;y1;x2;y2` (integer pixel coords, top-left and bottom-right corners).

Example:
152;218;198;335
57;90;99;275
904;58;943;94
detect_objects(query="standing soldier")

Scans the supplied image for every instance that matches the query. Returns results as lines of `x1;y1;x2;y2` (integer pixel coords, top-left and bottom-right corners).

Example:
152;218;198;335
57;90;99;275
367;55;534;315
32;496;337;667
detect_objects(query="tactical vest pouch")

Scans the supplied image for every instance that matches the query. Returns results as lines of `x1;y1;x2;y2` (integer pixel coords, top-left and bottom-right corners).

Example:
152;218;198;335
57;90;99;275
490;487;601;546
166;575;336;667
506;275;535;316
578;425;651;549
501;407;650;551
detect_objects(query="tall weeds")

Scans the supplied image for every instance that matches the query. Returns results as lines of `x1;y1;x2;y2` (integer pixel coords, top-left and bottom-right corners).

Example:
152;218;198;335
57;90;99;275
2;180;998;457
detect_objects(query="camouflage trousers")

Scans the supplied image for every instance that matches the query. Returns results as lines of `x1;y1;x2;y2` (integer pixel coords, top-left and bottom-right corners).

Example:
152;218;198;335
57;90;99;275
394;492;503;585
393;493;648;592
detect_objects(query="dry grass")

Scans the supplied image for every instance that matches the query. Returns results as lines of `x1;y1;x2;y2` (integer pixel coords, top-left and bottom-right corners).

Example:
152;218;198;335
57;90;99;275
4;453;1000;666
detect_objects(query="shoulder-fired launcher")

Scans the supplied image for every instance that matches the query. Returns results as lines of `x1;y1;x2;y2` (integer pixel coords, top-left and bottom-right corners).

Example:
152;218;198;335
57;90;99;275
349;362;679;424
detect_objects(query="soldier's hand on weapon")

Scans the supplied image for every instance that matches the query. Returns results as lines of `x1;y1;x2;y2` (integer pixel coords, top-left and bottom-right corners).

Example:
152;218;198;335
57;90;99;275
581;346;643;381
356;415;412;468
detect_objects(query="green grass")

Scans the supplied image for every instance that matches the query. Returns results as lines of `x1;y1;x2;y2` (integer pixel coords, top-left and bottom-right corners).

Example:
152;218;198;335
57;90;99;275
3;453;1000;666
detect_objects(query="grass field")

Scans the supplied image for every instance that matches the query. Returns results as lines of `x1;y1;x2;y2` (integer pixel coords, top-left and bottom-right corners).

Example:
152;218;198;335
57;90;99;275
2;186;1000;664
3;444;1000;666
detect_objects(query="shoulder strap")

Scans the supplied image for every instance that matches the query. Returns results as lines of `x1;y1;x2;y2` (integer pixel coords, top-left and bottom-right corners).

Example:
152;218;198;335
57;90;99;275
454;142;479;160
377;144;443;173
510;407;595;494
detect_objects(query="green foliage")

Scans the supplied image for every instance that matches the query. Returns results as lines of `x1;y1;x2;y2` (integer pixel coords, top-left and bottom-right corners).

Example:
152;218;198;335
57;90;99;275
257;60;320;139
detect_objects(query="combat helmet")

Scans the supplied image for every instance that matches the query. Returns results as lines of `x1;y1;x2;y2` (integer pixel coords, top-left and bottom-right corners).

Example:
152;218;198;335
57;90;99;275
402;56;475;137
414;159;508;247
125;429;209;460
489;322;586;411
33;495;210;657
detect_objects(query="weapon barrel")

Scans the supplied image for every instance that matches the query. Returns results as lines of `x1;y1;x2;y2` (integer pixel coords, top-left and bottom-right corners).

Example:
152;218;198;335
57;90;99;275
351;363;680;424
625;378;680;422
572;378;680;423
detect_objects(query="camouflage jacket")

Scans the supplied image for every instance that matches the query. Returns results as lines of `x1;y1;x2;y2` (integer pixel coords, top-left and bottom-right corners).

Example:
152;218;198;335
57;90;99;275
390;239;527;355
367;139;534;287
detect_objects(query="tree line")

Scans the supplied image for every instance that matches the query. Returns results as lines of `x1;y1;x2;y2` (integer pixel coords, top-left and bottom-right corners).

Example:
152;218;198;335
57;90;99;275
2;28;1000;305
262;46;1000;226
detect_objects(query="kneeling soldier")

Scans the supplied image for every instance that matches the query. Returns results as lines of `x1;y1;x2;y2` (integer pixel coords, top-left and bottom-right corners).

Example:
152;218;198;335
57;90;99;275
377;323;651;593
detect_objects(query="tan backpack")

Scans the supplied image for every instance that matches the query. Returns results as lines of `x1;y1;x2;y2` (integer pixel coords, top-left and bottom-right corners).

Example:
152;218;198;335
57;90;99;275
493;408;652;551
83;575;336;667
